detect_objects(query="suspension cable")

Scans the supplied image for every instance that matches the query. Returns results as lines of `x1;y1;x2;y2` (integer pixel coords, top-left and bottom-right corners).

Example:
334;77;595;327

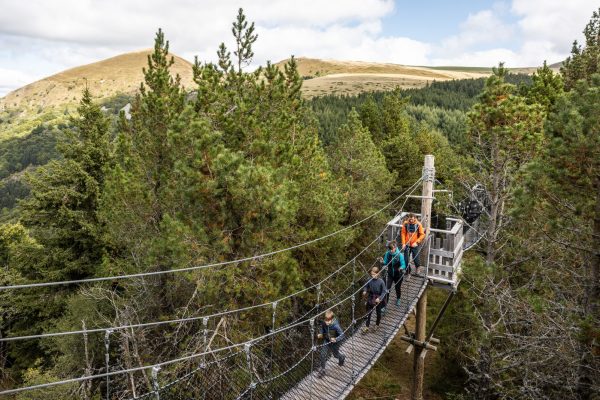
0;265;394;396
0;225;388;343
0;179;422;291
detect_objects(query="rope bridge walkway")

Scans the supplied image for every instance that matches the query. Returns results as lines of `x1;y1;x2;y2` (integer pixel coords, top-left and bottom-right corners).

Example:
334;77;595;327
281;273;427;400
126;269;427;400
0;174;480;399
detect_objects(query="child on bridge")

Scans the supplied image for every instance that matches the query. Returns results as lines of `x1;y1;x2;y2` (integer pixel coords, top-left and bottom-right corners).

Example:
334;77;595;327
362;266;387;334
317;309;346;378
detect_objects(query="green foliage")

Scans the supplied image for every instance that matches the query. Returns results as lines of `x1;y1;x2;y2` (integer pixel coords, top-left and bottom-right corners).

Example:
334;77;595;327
14;362;77;400
327;109;393;245
3;9;583;399
309;75;531;150
232;7;258;73
406;104;469;148
0;125;59;180
522;61;564;113
561;8;600;90
20;88;110;281
2;89;111;374
466;64;544;264
443;15;599;397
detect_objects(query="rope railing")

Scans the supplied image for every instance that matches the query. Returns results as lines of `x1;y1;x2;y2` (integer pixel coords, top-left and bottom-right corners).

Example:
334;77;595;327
130;255;430;399
0;229;382;343
0;178;436;398
0;252;398;396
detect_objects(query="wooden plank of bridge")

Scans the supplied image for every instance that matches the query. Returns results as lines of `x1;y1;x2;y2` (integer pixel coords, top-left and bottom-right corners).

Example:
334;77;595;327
281;274;428;400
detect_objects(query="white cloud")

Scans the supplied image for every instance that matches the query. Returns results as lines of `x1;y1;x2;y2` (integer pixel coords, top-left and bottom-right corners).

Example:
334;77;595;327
430;0;598;67
0;0;598;96
0;0;422;96
255;23;430;66
438;9;515;56
0;67;37;95
512;0;597;53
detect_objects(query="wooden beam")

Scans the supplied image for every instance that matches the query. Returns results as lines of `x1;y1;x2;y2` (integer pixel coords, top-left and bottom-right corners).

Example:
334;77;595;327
400;336;438;351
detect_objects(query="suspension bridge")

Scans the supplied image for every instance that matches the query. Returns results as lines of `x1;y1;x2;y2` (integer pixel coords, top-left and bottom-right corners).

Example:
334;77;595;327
0;156;486;399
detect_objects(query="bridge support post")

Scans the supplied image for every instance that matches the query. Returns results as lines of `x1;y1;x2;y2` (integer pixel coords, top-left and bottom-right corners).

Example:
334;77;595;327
151;366;161;400
412;155;434;400
104;329;112;400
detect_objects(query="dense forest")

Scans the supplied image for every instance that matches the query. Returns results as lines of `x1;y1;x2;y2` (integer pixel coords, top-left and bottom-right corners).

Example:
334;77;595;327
0;7;599;400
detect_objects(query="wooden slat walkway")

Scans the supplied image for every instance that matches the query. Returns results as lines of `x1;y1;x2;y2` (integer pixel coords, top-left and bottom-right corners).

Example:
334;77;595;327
281;273;427;400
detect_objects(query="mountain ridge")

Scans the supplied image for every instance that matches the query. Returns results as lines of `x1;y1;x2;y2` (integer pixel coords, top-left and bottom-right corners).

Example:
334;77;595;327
0;50;195;111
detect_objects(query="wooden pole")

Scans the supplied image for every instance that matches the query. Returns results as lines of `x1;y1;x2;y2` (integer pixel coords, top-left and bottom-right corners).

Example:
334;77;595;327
412;155;434;400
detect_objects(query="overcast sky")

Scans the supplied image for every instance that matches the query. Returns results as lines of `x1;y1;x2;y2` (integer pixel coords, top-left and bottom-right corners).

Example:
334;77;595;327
0;0;598;97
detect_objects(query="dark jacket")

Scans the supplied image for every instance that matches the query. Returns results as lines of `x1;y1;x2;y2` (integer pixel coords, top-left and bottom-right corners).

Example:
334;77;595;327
320;318;345;342
364;278;386;306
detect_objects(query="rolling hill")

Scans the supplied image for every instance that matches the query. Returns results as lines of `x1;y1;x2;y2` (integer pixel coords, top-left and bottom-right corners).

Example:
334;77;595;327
274;58;490;98
0;50;195;112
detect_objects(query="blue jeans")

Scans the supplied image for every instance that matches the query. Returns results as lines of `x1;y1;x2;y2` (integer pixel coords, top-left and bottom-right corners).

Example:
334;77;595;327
404;245;421;269
320;340;344;370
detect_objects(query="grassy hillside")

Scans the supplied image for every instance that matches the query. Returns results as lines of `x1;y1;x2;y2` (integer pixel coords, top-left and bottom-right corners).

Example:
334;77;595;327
275;58;490;98
0;50;194;111
0;50;194;141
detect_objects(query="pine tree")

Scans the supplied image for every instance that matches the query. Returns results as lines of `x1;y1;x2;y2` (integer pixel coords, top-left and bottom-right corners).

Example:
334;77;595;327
466;64;544;265
523;75;600;398
20;88;110;280
102;29;188;318
524;60;564;113
232;7;258;74
327;109;393;245
561;8;600;90
359;95;384;143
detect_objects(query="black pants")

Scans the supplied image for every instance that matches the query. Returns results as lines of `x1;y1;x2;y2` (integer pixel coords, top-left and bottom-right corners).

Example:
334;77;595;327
386;272;404;302
365;301;385;327
404;245;421;269
320;341;344;369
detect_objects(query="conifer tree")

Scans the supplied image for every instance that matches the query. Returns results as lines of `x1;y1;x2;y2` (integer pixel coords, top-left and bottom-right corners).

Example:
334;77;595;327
466;64;544;265
187;10;349;309
5;88;110;372
522;75;600;398
232;7;258;74
119;28;185;228
524;61;564;113
327;109;393;242
20;88;110;280
102;29;188;317
359;95;384;143
561;8;600;90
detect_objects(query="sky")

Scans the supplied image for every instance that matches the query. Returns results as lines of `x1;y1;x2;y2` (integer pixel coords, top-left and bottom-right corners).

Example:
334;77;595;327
0;0;598;97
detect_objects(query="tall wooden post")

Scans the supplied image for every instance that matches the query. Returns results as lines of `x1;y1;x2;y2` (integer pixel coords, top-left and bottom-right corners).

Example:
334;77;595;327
412;155;434;400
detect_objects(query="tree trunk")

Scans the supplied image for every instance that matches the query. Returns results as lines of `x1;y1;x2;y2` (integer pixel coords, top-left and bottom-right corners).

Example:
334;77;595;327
486;133;501;265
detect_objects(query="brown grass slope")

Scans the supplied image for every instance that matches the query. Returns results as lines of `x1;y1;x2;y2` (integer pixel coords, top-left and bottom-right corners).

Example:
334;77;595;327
275;58;490;98
0;50;195;111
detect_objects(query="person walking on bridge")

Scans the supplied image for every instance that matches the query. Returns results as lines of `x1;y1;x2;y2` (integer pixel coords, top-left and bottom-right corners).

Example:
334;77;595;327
401;213;425;274
317;309;346;378
362;266;387;334
380;240;406;306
